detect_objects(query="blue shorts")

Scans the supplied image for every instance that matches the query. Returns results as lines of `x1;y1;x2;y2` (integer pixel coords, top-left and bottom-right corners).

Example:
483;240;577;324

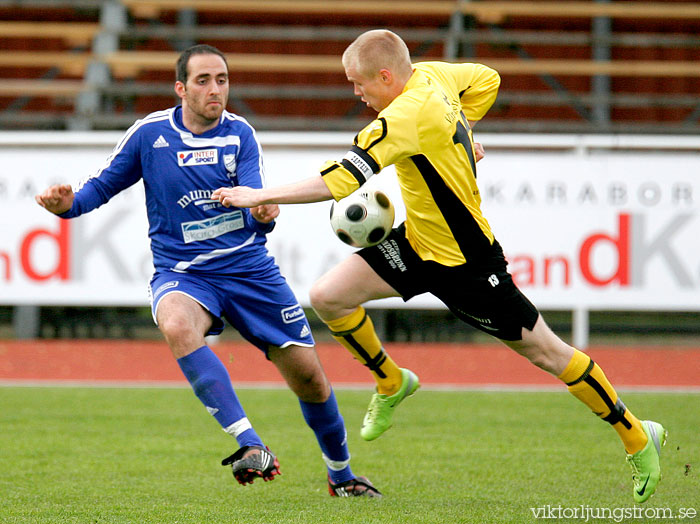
148;266;315;352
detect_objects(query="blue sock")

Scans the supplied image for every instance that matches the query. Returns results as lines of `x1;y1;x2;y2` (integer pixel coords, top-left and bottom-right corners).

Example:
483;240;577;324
177;346;263;449
299;389;355;484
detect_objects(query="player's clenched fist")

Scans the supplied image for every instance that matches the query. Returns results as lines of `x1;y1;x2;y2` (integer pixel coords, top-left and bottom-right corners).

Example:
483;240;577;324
35;184;74;215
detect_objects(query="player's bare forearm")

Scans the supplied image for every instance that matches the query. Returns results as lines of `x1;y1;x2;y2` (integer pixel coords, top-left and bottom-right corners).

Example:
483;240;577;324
35;184;74;215
213;176;332;208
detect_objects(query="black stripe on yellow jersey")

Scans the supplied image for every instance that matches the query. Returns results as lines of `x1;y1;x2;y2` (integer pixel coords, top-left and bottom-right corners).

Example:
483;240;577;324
410;152;493;263
452;115;477;177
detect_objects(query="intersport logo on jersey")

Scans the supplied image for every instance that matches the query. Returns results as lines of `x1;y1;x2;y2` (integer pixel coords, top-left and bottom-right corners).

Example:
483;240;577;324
177;149;218;166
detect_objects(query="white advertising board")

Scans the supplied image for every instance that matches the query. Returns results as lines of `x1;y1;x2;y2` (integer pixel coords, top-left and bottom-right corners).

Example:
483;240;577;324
1;132;698;313
480;150;700;310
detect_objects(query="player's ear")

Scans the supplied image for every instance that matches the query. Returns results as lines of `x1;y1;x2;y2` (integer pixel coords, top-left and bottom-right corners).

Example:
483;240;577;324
378;69;392;84
174;81;186;99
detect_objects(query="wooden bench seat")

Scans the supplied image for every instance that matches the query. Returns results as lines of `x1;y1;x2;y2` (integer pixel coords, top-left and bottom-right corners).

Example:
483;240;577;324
121;0;700;21
0;22;99;45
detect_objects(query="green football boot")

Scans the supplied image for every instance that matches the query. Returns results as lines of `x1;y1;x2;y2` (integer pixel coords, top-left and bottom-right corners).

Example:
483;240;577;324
626;420;667;503
360;368;420;441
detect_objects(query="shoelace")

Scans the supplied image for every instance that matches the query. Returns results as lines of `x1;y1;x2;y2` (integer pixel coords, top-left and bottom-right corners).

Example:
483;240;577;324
626;454;642;480
365;396;385;422
365;404;377;421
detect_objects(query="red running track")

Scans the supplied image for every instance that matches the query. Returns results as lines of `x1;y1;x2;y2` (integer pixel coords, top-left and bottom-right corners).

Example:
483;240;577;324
1;340;698;390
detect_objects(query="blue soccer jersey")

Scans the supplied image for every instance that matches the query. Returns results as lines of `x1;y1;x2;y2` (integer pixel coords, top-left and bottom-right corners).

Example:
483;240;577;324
60;106;275;274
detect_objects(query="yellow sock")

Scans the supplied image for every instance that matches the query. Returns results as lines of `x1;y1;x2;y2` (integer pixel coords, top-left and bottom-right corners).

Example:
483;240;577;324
325;307;402;395
559;349;647;454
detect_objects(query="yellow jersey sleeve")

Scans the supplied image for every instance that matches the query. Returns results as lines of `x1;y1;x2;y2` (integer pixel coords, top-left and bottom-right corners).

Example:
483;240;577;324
456;63;500;122
320;97;421;201
413;61;500;123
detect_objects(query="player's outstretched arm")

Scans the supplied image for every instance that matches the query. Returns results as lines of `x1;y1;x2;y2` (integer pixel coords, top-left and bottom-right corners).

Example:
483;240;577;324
35;184;74;215
213;176;333;208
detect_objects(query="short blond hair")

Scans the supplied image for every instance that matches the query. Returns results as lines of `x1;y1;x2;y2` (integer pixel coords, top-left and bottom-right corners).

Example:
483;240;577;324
342;29;412;78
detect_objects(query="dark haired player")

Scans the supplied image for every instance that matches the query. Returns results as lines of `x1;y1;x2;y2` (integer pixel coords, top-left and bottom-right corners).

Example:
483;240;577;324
36;44;380;498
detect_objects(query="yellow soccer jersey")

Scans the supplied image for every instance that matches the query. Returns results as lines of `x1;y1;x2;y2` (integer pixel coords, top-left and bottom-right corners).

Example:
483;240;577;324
320;61;501;267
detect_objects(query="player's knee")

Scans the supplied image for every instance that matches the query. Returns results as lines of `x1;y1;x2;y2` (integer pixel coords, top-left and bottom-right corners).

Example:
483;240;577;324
526;351;555;372
300;384;330;403
158;312;195;345
293;369;331;402
309;280;339;315
524;342;569;375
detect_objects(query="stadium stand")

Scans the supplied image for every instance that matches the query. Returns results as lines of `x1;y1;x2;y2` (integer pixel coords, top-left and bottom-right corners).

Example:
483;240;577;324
1;0;700;132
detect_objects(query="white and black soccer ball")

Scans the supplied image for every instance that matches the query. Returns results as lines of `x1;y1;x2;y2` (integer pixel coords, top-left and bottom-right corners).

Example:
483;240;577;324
330;189;395;248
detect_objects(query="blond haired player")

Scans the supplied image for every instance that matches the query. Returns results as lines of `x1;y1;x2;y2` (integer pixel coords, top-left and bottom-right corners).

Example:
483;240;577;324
213;30;666;503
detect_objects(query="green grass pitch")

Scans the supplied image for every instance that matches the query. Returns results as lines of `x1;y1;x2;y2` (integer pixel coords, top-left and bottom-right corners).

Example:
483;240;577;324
1;387;698;524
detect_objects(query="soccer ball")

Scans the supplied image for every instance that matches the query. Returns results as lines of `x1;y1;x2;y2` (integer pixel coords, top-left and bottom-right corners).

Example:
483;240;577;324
330;189;395;248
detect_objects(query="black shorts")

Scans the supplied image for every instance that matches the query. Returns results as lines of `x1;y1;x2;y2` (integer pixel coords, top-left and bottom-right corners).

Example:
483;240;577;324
357;224;539;341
